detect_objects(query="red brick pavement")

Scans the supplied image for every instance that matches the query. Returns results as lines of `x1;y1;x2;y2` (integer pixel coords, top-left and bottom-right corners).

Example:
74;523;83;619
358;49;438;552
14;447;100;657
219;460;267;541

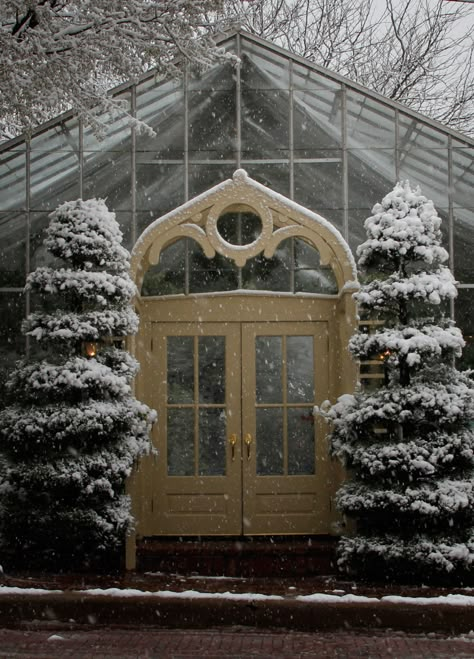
0;628;473;658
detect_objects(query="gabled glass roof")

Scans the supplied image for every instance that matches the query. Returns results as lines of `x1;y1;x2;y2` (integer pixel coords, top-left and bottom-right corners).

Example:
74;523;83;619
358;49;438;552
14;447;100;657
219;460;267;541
0;29;472;371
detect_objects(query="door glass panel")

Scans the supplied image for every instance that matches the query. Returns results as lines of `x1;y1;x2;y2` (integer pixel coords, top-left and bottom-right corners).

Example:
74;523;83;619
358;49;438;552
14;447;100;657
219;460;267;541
288;408;315;475
199;409;226;476
256;408;284;475
256;336;282;403
199;336;225;404
167;408;194;475
167;336;194;403
287;336;314;403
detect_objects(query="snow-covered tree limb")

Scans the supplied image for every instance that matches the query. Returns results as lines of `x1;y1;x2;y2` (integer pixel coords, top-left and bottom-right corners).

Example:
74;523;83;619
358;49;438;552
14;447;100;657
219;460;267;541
0;0;229;139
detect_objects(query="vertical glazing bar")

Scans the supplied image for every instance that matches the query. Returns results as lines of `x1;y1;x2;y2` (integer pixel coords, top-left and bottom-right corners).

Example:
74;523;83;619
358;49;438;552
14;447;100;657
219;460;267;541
184;67;190;293
289;60;294;201
394;108;400;182
25;138;31;355
236;33;242;169
184;65;189;203
194;335;199;476
131;84;137;246
289;237;295;293
237;213;243;288
185;238;190;295
448;135;455;320
78;119;84;199
282;335;288;475
341;83;349;243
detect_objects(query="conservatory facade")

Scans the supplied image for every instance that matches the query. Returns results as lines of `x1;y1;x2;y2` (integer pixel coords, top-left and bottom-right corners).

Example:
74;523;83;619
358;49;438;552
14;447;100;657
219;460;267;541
0;30;473;558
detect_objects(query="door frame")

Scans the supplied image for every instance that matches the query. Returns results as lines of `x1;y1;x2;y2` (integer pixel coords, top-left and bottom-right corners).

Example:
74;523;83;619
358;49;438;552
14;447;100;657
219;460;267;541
126;171;358;569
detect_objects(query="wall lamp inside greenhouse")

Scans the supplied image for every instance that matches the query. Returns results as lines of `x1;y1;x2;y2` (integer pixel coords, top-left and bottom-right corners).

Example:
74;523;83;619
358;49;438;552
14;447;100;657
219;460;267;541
83;341;99;358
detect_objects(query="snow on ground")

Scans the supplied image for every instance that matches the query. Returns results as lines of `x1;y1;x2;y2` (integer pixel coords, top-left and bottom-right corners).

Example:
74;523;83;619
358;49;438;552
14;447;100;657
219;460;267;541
2;585;474;606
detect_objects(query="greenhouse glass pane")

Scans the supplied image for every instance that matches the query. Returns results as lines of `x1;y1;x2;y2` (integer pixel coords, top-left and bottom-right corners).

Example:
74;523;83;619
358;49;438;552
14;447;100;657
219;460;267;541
189;43;236;91
30;150;79;211
114;211;133;252
294;237;322;269
188;90;236;159
30;117;79;151
452;147;474;209
0;151;26;210
346;91;396;148
136;163;185;214
293;90;342;150
0;293;26;393
241;40;290;90
82;91;132;151
294;160;343;210
29;212;58;271
216;211;262;245
295;267;338;294
242;243;291;291
294;238;338;294
347;150;395;210
188;164;235;199
455;288;474;371
241;89;289;157
398;113;447;149
437;209;450;255
293;63;341;91
141;239;186;296
189;243;238;293
243;163;290;198
311;209;344;234
348;208;372;255
83;151;132;211
453;208;474;284
136;81;184;157
398;148;449;207
0;212;26;287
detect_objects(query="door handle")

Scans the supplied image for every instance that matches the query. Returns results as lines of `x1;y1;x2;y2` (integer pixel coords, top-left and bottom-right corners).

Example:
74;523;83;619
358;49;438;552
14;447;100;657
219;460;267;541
244;433;253;460
229;433;237;461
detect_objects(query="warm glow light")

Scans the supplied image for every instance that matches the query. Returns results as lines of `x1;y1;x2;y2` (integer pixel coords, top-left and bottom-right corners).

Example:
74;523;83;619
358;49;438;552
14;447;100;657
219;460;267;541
84;342;98;358
378;349;391;361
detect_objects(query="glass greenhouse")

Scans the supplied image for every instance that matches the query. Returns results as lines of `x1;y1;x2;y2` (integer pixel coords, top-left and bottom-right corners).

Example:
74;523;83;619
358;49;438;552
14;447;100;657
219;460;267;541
0;28;473;376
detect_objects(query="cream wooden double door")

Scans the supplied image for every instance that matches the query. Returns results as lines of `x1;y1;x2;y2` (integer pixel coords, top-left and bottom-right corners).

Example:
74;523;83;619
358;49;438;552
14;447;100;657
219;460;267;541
141;318;331;536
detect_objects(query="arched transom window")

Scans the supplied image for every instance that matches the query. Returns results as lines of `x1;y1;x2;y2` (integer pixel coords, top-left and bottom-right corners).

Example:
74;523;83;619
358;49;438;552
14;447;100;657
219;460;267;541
141;209;338;296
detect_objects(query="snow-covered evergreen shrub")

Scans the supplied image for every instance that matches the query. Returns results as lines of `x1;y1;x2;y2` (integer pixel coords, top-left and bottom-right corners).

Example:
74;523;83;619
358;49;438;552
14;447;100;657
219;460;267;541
0;199;155;570
326;182;474;583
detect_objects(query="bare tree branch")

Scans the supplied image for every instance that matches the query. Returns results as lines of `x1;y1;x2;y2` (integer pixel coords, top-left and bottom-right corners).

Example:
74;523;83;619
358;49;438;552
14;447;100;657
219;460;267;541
220;0;474;135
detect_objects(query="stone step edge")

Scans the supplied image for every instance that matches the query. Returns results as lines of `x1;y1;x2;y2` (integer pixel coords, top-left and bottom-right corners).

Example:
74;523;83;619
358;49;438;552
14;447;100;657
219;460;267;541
0;590;473;634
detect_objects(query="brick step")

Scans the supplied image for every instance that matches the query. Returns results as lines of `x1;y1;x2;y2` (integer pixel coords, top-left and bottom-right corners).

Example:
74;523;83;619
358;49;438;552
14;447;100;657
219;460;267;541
136;536;338;577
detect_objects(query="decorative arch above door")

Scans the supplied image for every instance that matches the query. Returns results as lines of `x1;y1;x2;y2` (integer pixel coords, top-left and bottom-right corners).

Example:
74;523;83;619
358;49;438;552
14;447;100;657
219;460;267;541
131;169;357;292
126;170;358;569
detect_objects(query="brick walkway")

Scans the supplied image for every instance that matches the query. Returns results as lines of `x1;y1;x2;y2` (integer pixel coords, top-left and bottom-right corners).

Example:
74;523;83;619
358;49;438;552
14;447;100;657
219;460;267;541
0;628;473;658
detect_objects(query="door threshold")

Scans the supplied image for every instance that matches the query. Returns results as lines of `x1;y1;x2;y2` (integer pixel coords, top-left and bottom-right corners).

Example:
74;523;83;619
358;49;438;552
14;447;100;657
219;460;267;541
136;535;338;577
